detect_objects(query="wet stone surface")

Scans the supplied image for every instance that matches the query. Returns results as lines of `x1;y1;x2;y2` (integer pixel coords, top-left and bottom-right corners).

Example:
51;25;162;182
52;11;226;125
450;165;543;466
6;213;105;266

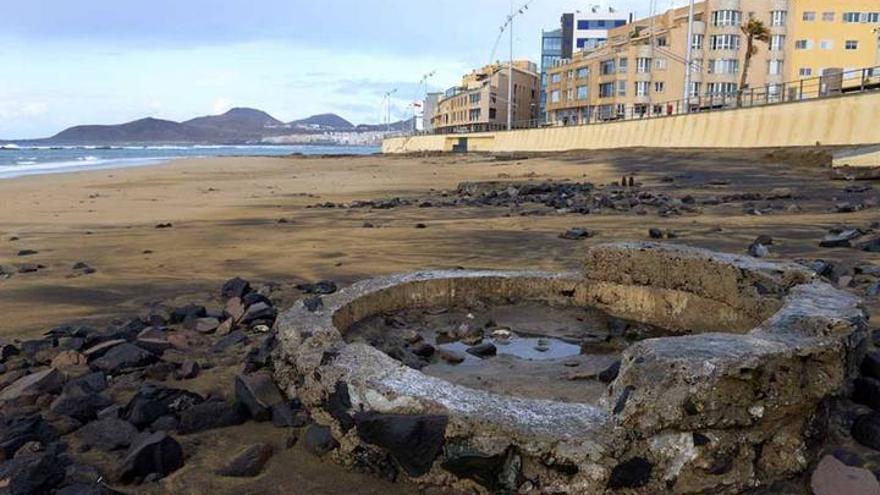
346;301;663;403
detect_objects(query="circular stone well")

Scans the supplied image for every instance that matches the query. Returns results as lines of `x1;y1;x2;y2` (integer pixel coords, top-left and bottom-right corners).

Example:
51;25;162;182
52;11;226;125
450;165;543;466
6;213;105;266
274;243;867;494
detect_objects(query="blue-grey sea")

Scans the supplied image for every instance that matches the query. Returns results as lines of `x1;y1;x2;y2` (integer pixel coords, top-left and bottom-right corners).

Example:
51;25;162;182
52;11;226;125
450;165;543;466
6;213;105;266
0;144;380;179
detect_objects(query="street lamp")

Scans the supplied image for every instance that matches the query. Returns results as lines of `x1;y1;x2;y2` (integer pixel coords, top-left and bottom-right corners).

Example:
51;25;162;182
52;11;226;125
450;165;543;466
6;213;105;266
497;0;537;131
413;71;436;134
383;89;398;133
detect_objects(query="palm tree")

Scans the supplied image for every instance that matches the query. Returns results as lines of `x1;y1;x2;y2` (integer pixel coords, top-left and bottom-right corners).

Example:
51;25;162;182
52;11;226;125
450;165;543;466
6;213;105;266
738;17;771;106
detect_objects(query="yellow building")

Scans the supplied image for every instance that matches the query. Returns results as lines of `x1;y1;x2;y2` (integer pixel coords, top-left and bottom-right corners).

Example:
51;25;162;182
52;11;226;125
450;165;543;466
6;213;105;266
432;61;539;133
545;0;880;125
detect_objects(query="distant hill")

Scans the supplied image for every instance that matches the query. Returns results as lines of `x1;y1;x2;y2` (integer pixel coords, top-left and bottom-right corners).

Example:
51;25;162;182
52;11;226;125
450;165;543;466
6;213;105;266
48;117;220;144
289;113;354;130
19;109;405;145
185;108;284;138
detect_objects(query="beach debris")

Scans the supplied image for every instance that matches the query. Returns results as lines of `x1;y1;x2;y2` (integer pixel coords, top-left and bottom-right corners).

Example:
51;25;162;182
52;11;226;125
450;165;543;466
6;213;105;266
559;227;595;240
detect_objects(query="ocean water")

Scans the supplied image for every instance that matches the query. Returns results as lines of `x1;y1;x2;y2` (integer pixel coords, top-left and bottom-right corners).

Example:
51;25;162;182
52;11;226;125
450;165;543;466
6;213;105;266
0;144;380;179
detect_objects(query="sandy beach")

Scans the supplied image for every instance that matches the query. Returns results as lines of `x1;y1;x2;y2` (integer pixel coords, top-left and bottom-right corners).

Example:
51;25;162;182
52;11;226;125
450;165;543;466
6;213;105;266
1;149;878;494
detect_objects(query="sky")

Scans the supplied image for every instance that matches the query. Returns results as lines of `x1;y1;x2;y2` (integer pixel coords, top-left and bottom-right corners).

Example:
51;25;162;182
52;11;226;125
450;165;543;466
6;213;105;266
0;0;687;139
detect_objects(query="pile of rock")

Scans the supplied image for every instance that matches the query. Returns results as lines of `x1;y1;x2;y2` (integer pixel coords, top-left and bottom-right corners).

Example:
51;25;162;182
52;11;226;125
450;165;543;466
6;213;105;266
0;276;317;493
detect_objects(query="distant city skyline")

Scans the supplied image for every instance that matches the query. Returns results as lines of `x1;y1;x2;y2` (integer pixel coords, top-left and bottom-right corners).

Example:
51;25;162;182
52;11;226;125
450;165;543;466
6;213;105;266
0;0;688;138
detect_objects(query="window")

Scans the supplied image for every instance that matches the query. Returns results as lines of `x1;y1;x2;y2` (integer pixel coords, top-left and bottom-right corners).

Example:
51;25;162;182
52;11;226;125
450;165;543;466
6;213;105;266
819;40;834;50
469;93;481;104
656;37;668;47
712;10;742;26
768;60;783;75
654;81;665;93
843;12;859;22
542;37;562;51
468;109;481;121
841;12;879;23
567;70;574;79
551;73;561;83
794;39;812;50
771;11;787;26
576;85;589;100
542;55;561;69
708;59;740;74
691;34;704;50
636;57;651;73
707;82;737;95
710;34;741;51
688;82;701;97
600;59;616;75
566;89;574;101
689;58;703;73
770;35;785;51
617;80;627;96
618;57;629;73
598;82;615;98
845;40;859;50
799;68;813;77
635;81;649;96
654;58;667;70
802;11;816;21
550;90;561;103
489;108;497;119
822;12;835;22
577;67;589;79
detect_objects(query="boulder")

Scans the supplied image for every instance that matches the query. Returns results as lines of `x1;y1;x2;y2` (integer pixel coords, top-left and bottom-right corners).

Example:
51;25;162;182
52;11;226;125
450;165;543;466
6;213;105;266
49;390;113;423
607;457;653;489
354;413;448;476
852;413;880;451
296;280;338;295
224;297;245;322
0;451;66;494
122;384;203;429
465;342;496;358
217;442;273;477
116;432;184;483
177;399;245;434
820;229;862;248
176;360;200;380
0;416;57;461
240;303;277;326
89;343;157;373
0;368;65;402
302;424;338;457
77;418;138;451
192;317;221;334
235;372;284;421
271;400;310;428
559;228;595;240
82;340;126;361
213;331;249;353
811;454;880;495
862;351;880;380
169;304;207;324
221;277;251;299
854;377;880;412
50;350;88;372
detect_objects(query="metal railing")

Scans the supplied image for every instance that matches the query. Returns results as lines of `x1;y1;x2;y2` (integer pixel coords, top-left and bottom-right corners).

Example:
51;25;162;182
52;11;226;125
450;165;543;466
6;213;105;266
418;65;880;135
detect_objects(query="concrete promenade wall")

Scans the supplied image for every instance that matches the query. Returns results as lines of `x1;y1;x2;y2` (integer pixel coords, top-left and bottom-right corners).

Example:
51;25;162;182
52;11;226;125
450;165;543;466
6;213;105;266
384;91;880;154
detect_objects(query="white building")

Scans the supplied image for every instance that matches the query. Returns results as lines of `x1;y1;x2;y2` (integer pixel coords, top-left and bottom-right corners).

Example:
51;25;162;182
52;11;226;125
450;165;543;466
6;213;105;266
571;6;632;52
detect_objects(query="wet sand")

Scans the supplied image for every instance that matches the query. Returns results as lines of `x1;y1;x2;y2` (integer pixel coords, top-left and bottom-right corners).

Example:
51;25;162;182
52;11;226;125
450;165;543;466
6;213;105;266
1;148;878;494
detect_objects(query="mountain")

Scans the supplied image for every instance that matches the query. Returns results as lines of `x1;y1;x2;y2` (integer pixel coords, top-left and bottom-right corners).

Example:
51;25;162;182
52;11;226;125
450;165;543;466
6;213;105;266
289;113;354;130
48;117;220;144
185;108;284;137
355;117;415;133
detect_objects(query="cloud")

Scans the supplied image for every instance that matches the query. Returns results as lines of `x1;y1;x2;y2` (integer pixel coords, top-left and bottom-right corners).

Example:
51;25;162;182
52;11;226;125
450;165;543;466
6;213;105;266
0;101;49;120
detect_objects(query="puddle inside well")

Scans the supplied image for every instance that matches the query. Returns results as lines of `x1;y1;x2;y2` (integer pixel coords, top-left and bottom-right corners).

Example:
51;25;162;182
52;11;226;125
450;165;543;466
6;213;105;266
346;301;665;404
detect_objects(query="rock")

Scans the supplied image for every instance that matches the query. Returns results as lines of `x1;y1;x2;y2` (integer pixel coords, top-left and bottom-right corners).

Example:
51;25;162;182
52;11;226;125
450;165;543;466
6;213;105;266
302;424;338;457
0;368;65;401
154;223;173;229
0;451;66;494
820;229;862;248
65;371;107;395
192;317;220;334
648;228;664;239
116;432;184;483
271;401;310;428
862;237;880;253
852;413;880;451
235;372;284;421
240;302;277;326
415;223;427;229
862;351;880;380
296;280;338;295
748;243;770;258
77;418;138;451
134;337;172;355
410;342;435;358
868;282;880;297
166;330;209;351
436;349;465;364
215;318;234;336
122;384;203;429
90;343;157;373
16;263;44;273
243;292;272;307
169;304;206;325
303;296;323;312
51;350;88;372
354;413;448;477
213;330;249;353
608;457;652;489
598;360;621;384
224;297;246;322
177;399;245;434
176;360;200;380
50;390;113;422
82;340;126;361
0;416;57;461
559;228;595;240
217;442;273;477
150;415;179;432
221;277;251;299
465;342;496;359
16;249;38;256
811;454;880;495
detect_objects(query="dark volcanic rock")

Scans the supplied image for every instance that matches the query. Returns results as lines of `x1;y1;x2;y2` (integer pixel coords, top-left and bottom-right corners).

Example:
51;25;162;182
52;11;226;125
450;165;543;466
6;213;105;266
862;351;880;380
50;390;113;422
852;413;880;451
0;451;66;494
608;457;653;489
89;343;157;372
271;400;310;428
77;418;138;451
820;229;862;248
598;360;621;384
212;330;249;353
0;368;65;401
177;399;246;434
852;378;880;411
303;424;339;457
240;302;277;326
303;296;323;312
235;372;284;421
169;304;207;325
0;416;57;461
648;228;664;239
355;413;448;477
296;280;338;295
176;360;200;380
116;432;184;483
441;445;517;492
221;277;251;299
465;342;497;358
559;228;595;240
217;442;273;477
16;249;38;256
122;384;203;429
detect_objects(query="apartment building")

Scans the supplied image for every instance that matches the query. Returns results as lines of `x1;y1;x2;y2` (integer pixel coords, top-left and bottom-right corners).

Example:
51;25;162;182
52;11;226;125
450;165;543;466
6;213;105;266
432;61;539;133
545;0;880;125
